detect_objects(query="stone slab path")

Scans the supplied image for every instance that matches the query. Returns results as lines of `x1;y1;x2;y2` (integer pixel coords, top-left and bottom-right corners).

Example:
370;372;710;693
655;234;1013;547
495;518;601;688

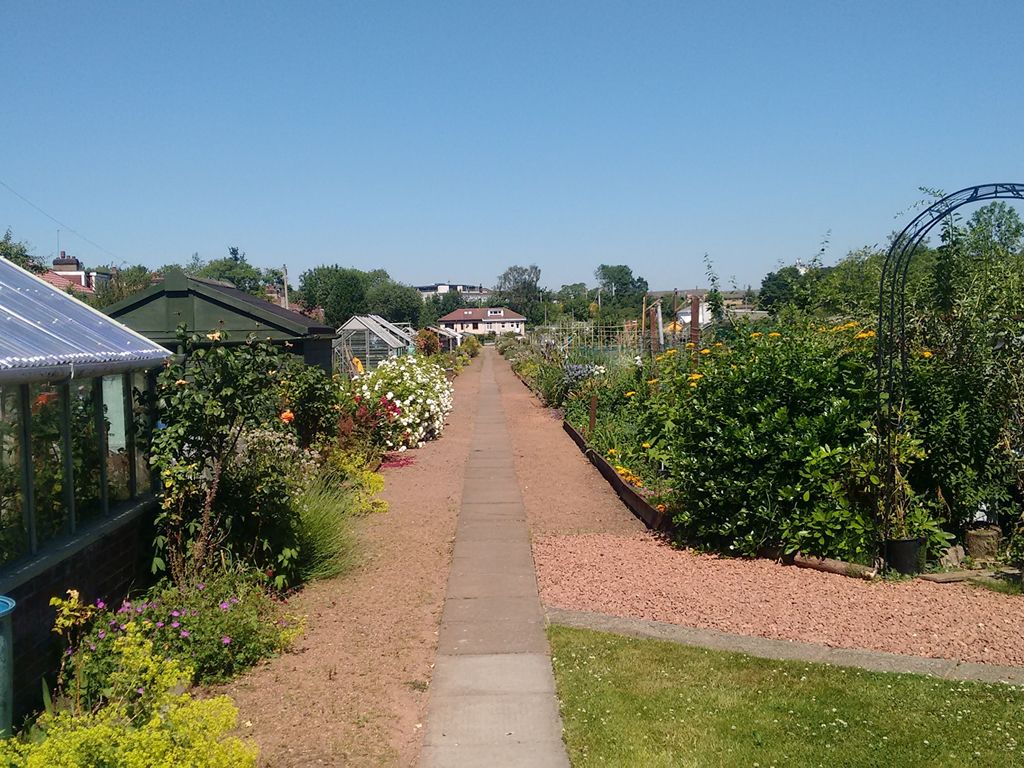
421;352;570;768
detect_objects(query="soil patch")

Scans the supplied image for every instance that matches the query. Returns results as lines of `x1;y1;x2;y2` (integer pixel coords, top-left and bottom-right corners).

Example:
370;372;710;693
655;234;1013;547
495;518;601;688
221;358;481;767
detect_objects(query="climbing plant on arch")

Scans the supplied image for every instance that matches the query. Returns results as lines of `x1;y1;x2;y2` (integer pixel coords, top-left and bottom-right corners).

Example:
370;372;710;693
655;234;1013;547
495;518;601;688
875;183;1024;539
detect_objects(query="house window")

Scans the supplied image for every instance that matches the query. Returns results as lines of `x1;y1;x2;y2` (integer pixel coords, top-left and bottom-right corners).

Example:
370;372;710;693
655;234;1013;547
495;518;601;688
472;322;479;330
487;309;503;316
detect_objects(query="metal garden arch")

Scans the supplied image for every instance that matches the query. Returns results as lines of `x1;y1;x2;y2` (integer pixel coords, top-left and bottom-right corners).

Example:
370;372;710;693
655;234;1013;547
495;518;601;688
876;182;1024;525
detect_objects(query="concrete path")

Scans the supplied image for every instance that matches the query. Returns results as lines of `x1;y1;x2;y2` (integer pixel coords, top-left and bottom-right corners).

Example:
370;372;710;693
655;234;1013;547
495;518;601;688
421;351;570;768
547;606;1024;686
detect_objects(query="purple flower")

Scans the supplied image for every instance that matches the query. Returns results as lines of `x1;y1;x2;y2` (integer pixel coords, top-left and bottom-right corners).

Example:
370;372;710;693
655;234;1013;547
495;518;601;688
136;606;144;614
196;583;205;591
98;630;106;640
95;599;106;610
180;630;190;638
171;621;180;629
229;597;239;605
119;624;127;631
219;601;230;611
137;687;144;695
170;610;180;618
221;636;231;645
155;621;164;628
88;643;96;651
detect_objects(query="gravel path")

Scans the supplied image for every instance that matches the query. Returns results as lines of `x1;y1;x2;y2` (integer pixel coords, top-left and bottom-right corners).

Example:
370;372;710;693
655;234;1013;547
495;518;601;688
534;532;1024;669
223;358;482;767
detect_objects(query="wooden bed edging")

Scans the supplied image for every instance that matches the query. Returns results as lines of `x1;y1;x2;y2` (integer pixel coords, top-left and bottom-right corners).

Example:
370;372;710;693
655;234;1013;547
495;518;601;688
561;420;673;533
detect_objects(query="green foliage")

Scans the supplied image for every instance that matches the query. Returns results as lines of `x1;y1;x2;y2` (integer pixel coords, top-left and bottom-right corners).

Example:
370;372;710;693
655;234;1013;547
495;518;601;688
494;264;544;324
415;328;441;356
142;329;301;587
298;264;423;326
460;334;482;358
595;264;648;299
1;621;257;767
0;228;44;273
89;264;155;308
366;280;422;325
278;362;343;448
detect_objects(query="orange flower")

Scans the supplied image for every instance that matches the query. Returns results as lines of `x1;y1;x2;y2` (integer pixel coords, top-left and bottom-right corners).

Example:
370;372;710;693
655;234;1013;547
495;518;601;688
655;503;667;513
280;409;295;424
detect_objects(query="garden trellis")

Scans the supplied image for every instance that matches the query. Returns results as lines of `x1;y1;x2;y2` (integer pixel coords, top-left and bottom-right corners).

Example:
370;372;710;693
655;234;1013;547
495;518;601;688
876;182;1024;527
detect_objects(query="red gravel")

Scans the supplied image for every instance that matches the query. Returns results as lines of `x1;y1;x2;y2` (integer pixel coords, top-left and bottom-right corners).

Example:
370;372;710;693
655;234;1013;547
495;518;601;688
534;532;1024;668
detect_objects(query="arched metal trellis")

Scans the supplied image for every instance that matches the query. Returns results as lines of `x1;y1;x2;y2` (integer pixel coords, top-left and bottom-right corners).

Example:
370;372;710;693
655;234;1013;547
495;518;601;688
876;182;1024;533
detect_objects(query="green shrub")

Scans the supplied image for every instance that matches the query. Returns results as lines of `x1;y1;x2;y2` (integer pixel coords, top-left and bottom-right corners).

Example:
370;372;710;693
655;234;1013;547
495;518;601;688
278;361;344;448
55;570;300;702
415;328;441;356
2;621;257;767
461;334;482;357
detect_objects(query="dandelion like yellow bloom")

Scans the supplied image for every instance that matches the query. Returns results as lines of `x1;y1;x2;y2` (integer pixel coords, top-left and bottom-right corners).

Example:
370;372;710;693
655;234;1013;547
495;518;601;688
647;378;659;385
750;332;762;339
642;442;651;449
700;348;711;355
666;348;678;356
687;373;704;381
714;342;724;347
607;448;618;455
655;354;665;362
921;350;934;359
768;332;781;338
854;330;876;340
689;381;698;388
625;391;636;397
685;342;696;349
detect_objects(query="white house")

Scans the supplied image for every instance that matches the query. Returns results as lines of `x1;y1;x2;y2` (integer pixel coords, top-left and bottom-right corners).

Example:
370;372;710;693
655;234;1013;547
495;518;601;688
437;307;526;337
416;282;493;304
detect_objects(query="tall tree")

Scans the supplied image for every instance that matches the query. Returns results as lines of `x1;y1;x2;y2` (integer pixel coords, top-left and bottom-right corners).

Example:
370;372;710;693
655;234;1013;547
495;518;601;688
366;281;422;325
195;246;266;294
0;229;44;273
594;264;647;298
494;264;543;322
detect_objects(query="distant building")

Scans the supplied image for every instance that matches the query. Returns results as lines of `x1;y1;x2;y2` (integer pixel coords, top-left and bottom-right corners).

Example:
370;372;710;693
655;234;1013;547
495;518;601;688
41;251;103;295
416;282;493;304
438;307;525;336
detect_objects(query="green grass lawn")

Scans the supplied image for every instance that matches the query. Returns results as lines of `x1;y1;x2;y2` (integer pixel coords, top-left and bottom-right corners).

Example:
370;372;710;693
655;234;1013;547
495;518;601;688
548;625;1024;768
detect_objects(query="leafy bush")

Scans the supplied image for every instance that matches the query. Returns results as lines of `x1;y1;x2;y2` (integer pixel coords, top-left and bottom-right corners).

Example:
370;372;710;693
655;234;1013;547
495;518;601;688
415;328;441;356
461;334;482;357
2;618;257;767
351;356;454;451
53;570;300;703
278;361;344;448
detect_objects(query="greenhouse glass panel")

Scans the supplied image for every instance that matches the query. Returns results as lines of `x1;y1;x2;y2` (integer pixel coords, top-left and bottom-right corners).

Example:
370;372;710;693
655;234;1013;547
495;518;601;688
30;382;68;545
102;376;131;504
0;386;25;565
131;372;151;494
70;379;103;522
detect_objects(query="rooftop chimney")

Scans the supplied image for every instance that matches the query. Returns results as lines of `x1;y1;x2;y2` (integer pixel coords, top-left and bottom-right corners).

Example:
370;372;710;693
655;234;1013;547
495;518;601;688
53;250;81;272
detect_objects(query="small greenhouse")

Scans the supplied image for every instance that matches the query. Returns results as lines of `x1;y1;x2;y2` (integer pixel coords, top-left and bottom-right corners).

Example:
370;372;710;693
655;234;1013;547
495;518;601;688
0;257;170;718
334;314;414;373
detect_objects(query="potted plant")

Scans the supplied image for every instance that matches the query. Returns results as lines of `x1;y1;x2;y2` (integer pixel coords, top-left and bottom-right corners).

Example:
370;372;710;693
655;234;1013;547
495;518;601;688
878;424;932;575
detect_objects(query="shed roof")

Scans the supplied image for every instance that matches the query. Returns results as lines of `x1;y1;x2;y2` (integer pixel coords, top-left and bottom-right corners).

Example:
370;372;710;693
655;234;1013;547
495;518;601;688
103;270;335;343
0;258;170;383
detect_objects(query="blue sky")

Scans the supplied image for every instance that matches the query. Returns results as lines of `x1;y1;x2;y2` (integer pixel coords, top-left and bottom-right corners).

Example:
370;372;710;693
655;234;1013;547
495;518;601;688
3;1;1023;291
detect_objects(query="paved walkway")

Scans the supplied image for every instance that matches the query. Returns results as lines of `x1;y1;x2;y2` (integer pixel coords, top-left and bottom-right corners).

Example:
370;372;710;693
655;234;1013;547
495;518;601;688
421;351;570;767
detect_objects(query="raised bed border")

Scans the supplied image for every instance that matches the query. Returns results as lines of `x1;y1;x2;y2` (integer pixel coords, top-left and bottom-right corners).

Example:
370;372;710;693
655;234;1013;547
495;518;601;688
562;420;673;533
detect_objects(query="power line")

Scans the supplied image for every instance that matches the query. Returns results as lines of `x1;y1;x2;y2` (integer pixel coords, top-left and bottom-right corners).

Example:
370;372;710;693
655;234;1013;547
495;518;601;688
0;177;119;261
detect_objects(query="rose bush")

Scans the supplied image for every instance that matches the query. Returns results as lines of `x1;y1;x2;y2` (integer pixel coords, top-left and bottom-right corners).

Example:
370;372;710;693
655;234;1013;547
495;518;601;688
351;356;454;451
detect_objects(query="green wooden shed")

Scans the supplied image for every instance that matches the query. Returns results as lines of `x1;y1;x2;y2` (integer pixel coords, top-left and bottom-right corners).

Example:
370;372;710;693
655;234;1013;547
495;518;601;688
103;270;336;372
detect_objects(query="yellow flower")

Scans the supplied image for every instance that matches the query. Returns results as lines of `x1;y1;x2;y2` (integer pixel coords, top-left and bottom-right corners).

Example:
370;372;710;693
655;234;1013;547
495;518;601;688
714;342;724;347
206;330;222;342
768;332;781;338
687;373;704;381
854;330;876;340
175;379;188;386
689;381;698;388
641;442;651;449
655;354;665;362
647;378;659;385
700;348;711;355
750;332;762;339
921;350;934;359
625;391;636;397
665;348;678;356
607;448;618;455
685;342;696;349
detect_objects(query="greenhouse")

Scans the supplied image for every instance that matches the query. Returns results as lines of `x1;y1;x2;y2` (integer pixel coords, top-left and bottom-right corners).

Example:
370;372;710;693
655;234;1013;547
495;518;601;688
334;314;414;373
0;258;170;718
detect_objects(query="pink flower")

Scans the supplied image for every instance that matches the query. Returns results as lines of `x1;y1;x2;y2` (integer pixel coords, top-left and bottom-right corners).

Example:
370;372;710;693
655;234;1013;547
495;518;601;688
180;630;190;638
221;636;232;645
171;621;180;629
219;601;230;611
95;599;106;610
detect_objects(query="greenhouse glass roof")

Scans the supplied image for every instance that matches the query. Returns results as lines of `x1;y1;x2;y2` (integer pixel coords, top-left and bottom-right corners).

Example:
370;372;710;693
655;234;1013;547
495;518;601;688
0;258;170;382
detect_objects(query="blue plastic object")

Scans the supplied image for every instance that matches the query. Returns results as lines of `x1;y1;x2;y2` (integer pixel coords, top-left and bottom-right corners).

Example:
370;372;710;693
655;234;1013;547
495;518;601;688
0;596;13;737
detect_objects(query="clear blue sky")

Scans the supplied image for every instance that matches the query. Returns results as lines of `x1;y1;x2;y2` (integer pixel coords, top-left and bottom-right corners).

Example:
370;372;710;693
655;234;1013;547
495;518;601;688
4;1;1023;291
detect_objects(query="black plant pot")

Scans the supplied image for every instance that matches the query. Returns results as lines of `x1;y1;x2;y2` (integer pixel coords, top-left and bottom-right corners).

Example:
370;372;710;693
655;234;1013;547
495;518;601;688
884;537;924;575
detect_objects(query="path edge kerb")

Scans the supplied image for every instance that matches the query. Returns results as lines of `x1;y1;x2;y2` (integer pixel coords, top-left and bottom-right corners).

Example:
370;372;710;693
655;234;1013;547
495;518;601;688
546;606;1024;687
